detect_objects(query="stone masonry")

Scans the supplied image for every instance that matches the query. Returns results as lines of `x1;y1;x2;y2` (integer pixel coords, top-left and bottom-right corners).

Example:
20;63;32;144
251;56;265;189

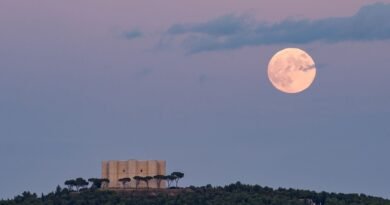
101;159;166;189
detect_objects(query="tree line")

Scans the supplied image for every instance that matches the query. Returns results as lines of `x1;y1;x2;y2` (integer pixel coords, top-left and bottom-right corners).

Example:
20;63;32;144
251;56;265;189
64;172;184;191
2;182;390;205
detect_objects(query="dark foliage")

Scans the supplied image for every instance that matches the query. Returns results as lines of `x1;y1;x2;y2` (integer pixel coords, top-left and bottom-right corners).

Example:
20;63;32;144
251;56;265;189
1;182;389;205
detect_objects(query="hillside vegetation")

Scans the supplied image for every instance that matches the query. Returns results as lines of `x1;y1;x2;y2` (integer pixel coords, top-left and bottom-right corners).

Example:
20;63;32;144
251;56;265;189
1;182;389;205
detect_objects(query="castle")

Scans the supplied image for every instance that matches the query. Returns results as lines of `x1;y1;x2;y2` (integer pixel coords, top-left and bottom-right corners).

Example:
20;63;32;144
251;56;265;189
101;160;166;188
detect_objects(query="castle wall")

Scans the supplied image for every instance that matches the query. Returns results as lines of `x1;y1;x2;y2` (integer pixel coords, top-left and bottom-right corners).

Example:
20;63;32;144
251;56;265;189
101;159;166;189
118;161;128;181
147;161;158;188
108;161;118;187
127;160;137;188
157;160;167;188
101;161;108;179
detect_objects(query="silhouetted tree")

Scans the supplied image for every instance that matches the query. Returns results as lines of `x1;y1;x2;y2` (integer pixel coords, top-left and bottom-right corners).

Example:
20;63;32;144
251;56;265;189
4;182;390;205
74;178;88;192
171;172;184;187
101;178;110;189
133;176;142;189
165;175;176;188
143;176;153;189
64;179;76;191
55;185;62;195
118;177;131;188
153;175;165;189
88;178;104;189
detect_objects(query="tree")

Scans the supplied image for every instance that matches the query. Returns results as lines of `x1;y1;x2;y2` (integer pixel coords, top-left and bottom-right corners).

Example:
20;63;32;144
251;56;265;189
55;185;62;195
88;178;103;189
133;176;142;189
171;172;184;187
143;176;153;189
153;175;165;189
101;178;110;189
64;179;76;191
165;175;176;188
5;182;390;205
74;178;89;192
118;177;131;188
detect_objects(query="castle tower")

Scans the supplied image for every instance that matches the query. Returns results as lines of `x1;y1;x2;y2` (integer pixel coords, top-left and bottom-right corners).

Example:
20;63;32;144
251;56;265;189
101;159;166;189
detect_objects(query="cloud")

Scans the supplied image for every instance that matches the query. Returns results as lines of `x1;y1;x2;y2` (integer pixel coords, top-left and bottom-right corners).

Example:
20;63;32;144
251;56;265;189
167;14;253;36
124;29;143;40
166;3;390;53
198;74;208;84
135;67;153;79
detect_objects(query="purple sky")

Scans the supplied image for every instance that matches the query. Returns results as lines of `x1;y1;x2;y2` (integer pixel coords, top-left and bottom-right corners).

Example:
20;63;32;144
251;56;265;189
1;0;390;199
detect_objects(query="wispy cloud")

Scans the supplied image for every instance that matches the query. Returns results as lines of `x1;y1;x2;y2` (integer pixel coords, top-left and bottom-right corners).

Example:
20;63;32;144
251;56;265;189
124;29;143;40
165;3;390;53
198;74;208;84
134;67;153;79
167;14;253;36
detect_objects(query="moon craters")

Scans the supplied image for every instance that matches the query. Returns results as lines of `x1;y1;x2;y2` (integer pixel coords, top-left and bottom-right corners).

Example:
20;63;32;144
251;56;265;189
267;48;316;94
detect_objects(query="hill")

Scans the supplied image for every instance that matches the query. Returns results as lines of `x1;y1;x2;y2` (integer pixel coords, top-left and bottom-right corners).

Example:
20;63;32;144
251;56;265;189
1;182;389;205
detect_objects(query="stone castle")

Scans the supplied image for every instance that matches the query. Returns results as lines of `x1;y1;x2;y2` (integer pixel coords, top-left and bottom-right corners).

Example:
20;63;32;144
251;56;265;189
101;159;166;188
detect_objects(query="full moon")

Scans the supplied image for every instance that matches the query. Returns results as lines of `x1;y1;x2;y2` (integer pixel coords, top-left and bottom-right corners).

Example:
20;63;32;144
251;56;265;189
267;48;316;94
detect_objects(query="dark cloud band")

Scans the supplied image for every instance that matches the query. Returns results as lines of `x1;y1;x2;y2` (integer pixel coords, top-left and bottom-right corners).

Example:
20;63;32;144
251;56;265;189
124;29;143;40
166;3;390;53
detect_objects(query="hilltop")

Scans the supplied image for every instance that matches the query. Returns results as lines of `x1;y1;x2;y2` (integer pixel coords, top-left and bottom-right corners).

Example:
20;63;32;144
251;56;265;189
1;182;389;205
